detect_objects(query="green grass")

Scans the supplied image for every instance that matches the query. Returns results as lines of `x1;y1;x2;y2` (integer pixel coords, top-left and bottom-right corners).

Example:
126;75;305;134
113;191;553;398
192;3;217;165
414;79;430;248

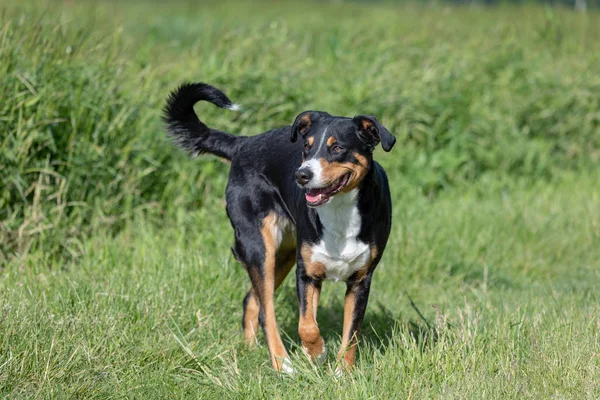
2;176;599;398
1;0;600;398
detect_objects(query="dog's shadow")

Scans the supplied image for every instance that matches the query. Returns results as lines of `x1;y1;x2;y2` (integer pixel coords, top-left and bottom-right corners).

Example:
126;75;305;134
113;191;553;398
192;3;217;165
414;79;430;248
279;287;437;356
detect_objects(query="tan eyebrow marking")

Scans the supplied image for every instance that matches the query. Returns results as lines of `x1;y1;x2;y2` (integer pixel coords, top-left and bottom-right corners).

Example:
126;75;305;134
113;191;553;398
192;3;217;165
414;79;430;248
327;137;337;147
307;136;314;146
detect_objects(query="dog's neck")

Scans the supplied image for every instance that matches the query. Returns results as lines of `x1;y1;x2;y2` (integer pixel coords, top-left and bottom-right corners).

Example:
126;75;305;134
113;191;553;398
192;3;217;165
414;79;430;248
315;189;361;239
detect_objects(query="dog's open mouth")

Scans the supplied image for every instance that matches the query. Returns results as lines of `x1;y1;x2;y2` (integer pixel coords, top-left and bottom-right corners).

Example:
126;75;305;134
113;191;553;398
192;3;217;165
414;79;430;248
305;173;351;207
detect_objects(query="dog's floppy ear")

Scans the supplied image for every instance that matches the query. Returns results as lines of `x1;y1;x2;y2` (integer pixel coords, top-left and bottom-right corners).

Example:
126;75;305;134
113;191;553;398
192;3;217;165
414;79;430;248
290;111;314;142
353;115;396;152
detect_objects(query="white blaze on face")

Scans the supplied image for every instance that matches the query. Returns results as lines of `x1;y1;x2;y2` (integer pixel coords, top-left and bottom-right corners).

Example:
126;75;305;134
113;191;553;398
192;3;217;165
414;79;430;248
298;127;328;189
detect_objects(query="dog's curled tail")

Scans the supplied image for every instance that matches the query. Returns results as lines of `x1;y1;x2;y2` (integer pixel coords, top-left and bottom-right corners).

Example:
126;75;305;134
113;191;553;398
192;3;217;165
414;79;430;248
163;82;243;161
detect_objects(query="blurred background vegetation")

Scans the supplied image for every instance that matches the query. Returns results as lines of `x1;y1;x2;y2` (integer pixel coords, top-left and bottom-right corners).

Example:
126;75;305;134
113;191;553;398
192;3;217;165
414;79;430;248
1;0;599;263
367;0;599;8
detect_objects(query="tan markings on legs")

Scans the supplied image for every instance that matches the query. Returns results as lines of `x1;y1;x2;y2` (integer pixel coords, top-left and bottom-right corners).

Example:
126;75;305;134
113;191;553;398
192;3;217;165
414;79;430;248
275;214;297;289
298;244;325;360
336;245;378;365
259;212;289;372
337;288;358;369
353;245;379;282
318;155;369;193
298;283;324;360
301;244;325;279
312;284;320;318
337;246;378;371
244;249;295;347
243;289;260;346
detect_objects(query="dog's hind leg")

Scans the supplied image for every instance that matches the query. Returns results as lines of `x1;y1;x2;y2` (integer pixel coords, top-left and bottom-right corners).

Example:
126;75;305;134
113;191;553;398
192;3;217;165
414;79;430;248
242;249;295;347
242;289;261;346
234;211;294;373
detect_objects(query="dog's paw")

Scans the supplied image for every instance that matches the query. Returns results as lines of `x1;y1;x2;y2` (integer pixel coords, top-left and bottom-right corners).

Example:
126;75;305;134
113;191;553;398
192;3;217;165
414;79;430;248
302;343;328;364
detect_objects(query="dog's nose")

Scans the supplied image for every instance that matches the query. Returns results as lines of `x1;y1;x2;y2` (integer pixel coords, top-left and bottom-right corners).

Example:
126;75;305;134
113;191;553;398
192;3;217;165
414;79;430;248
295;168;313;186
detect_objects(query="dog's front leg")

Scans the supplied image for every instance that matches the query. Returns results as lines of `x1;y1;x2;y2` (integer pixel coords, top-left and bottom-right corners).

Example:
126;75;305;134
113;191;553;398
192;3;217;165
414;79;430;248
296;252;326;363
337;273;373;371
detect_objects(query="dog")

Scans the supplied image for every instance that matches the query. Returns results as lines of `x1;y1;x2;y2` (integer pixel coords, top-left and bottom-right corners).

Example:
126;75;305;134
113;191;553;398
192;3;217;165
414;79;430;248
164;82;395;374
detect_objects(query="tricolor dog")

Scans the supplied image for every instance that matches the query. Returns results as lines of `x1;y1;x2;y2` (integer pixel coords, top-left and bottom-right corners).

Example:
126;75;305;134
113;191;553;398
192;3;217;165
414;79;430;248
164;82;395;373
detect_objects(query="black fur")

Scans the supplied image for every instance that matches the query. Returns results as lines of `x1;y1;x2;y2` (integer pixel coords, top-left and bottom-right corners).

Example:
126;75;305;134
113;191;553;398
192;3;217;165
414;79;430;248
163;82;243;160
353;115;396;152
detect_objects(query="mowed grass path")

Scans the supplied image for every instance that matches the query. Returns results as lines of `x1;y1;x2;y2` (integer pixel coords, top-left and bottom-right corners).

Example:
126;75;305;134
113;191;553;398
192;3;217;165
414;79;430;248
1;0;600;398
2;176;599;398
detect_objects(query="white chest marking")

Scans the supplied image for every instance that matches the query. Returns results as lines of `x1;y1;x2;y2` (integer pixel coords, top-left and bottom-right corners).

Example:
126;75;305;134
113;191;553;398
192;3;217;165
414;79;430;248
310;189;370;282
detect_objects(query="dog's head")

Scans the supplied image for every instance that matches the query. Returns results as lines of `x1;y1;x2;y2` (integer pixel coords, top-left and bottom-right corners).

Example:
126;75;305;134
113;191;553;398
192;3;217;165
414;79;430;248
290;111;395;207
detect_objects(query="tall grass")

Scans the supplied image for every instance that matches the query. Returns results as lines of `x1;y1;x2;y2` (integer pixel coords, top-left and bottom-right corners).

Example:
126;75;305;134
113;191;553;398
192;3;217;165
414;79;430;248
1;175;598;398
1;1;599;262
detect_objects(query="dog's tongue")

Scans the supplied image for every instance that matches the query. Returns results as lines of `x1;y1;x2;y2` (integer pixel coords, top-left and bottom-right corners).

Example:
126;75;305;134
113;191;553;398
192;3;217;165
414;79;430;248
305;178;342;204
305;189;324;204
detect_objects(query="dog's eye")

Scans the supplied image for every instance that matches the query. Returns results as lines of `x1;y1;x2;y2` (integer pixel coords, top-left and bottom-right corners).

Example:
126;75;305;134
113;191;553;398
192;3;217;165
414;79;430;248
331;145;345;153
304;143;311;152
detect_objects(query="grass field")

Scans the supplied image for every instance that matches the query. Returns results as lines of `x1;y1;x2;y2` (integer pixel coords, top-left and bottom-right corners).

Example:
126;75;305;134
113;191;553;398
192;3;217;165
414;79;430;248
1;1;600;398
